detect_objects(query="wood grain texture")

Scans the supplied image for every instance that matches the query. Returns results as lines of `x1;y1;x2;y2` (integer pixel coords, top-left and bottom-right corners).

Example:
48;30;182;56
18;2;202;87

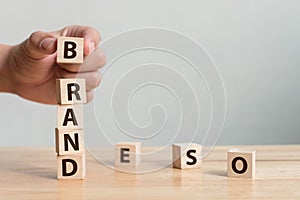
0;145;299;199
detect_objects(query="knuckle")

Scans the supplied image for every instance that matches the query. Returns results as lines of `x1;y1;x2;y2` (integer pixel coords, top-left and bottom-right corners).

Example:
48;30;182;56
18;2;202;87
61;64;80;73
95;29;101;42
90;26;101;42
86;90;95;102
89;71;101;88
29;31;42;41
97;48;106;67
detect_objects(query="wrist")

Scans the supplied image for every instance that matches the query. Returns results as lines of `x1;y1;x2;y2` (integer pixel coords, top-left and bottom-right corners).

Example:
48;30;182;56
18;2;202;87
0;44;15;94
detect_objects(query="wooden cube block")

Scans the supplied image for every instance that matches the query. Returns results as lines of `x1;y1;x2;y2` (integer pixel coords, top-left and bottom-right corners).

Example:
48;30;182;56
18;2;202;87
57;104;84;130
227;149;256;178
57;154;86;180
115;142;141;167
172;143;202;169
57;36;84;64
56;78;86;105
55;129;85;155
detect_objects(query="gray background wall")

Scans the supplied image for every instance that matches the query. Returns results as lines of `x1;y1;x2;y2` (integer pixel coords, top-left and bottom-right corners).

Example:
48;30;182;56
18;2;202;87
0;0;299;146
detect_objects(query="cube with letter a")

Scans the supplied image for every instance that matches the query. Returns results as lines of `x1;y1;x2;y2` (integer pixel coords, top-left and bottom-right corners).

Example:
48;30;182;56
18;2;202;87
57;104;84;130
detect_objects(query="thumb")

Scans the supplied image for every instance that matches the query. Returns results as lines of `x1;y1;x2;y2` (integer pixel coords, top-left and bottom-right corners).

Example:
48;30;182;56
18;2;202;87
23;31;57;59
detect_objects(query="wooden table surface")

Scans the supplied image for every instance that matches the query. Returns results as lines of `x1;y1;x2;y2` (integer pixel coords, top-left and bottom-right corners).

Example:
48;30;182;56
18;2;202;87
0;145;299;200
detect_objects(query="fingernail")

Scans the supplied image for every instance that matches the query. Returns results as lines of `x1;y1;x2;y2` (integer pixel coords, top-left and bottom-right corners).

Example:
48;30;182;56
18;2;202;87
88;42;96;54
40;38;56;50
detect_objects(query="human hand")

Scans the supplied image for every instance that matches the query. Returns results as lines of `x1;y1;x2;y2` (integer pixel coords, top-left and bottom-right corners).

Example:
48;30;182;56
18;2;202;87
0;25;105;104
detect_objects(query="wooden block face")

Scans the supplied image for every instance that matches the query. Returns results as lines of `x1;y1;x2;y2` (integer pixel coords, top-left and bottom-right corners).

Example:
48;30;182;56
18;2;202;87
57;36;84;64
57;104;84;130
227;149;256;178
115;142;141;167
56;78;87;105
55;129;85;155
172;143;202;169
57;154;86;180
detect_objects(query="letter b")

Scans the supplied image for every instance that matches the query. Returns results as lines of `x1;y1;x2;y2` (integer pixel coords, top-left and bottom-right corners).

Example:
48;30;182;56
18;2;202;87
64;41;77;59
57;36;84;64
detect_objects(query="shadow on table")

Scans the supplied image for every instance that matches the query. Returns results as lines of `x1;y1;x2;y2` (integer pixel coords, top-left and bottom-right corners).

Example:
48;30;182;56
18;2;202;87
205;169;227;177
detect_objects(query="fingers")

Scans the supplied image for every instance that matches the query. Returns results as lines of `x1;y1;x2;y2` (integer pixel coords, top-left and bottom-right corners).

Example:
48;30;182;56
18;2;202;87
56;68;100;103
81;48;106;71
57;25;101;56
55;25;105;103
54;25;105;72
86;90;95;103
57;68;101;91
22;31;57;59
59;47;106;72
24;25;101;61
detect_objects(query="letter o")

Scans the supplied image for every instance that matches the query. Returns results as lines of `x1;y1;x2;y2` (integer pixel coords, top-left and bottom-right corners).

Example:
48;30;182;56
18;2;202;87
231;156;248;174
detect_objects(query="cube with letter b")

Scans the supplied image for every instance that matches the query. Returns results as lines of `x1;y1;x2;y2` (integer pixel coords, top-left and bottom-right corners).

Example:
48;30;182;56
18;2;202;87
172;143;202;169
57;36;84;64
227;148;256;178
115;142;141;167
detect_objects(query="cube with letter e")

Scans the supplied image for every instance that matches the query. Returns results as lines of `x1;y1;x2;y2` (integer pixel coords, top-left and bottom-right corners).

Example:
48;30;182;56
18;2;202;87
115;142;141;167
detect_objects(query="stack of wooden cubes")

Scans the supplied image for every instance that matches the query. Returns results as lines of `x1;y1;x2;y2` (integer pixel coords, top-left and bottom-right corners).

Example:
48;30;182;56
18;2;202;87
55;37;86;179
